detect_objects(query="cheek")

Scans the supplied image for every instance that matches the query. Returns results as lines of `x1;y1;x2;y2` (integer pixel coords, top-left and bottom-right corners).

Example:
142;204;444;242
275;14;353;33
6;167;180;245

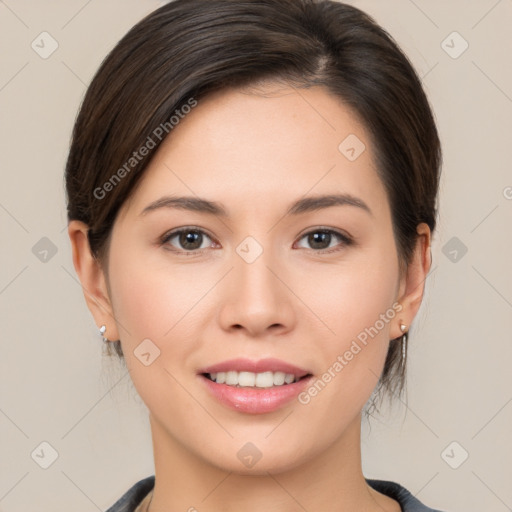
290;253;400;455
106;249;206;410
310;250;399;346
108;245;210;343
304;239;400;397
110;267;167;341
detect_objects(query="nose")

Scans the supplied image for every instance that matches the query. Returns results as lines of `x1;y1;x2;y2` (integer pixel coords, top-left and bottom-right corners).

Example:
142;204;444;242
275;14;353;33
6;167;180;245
218;247;297;338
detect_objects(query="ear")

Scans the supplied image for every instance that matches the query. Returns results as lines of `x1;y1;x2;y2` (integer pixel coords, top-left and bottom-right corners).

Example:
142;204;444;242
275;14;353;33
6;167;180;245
391;222;432;339
67;220;120;342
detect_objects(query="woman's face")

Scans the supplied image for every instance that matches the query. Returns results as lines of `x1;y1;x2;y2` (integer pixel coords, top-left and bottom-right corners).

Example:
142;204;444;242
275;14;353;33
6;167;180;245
99;83;409;473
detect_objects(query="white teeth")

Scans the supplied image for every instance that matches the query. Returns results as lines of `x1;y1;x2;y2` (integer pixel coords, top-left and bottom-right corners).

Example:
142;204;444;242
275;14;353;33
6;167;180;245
207;370;300;387
226;371;238;385
238;371;256;387
255;371;274;388
273;371;285;385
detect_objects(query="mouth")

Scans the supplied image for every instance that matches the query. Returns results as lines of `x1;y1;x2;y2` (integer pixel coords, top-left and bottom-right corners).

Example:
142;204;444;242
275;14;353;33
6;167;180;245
202;370;311;388
197;358;314;414
197;357;312;387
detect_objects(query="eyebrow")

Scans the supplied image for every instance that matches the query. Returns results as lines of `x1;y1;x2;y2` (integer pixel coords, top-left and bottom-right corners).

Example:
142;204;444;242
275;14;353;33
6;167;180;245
139;193;372;218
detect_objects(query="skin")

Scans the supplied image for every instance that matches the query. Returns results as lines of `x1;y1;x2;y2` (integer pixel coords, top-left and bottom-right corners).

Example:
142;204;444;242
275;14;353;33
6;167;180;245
69;82;431;512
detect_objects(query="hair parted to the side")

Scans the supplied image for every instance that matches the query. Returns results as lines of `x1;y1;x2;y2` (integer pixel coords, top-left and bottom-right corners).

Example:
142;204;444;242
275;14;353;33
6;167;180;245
65;0;441;409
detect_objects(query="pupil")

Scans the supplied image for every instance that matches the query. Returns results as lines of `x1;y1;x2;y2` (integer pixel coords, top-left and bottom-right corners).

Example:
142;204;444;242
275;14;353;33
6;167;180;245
310;232;330;249
181;231;201;250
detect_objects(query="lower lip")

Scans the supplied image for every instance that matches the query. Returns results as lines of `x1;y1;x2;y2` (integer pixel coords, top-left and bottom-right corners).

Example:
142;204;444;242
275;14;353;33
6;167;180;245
199;374;313;414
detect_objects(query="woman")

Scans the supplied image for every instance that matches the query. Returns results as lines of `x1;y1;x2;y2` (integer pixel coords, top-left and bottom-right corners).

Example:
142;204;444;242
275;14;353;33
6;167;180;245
65;0;445;510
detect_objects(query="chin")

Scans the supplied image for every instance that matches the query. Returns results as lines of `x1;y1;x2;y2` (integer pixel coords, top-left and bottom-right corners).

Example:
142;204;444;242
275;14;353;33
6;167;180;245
198;439;314;476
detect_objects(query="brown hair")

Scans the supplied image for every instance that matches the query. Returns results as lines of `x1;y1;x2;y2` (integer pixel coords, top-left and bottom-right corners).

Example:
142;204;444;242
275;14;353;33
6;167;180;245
65;0;441;405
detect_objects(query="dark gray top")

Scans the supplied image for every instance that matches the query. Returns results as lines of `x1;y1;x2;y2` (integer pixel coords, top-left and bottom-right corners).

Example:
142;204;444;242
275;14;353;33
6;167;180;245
105;475;446;511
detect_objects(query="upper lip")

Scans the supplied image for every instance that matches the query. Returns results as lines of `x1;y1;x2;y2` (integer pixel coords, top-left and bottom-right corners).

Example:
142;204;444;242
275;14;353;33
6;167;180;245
198;358;311;378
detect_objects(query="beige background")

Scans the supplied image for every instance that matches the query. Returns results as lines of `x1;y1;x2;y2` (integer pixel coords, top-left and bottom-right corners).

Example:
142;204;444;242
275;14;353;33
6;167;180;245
1;1;511;511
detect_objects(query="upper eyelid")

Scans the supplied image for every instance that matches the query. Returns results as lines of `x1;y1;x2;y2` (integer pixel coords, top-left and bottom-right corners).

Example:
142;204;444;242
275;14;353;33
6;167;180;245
296;226;351;239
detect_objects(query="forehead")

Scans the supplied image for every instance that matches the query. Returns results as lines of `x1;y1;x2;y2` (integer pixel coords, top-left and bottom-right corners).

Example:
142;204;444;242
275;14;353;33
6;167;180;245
119;83;388;221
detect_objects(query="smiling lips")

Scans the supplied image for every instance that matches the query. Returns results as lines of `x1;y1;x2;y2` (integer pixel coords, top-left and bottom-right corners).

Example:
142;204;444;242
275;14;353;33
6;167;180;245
198;358;313;414
199;357;311;385
208;370;299;387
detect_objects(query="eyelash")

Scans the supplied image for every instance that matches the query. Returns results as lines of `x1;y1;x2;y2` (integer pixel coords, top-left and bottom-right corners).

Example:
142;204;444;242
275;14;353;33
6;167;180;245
159;226;354;256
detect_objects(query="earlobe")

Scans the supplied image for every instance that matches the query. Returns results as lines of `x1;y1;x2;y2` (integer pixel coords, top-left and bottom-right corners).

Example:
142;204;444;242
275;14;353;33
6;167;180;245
393;223;432;339
67;220;120;341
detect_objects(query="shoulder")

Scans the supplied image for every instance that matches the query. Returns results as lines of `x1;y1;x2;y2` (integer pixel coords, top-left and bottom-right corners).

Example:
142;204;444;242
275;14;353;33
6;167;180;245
366;478;447;512
105;475;155;512
106;475;448;512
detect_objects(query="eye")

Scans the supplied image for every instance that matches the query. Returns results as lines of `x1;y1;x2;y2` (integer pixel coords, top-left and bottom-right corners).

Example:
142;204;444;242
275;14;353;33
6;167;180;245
295;228;353;253
159;226;353;255
160;227;217;253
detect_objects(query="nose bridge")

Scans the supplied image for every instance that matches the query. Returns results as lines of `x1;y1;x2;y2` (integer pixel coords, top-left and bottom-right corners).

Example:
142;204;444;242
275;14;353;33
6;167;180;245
238;247;279;302
218;237;295;335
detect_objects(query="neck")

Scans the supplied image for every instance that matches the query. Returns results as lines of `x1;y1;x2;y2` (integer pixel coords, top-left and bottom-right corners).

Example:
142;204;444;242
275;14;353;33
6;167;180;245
146;412;396;512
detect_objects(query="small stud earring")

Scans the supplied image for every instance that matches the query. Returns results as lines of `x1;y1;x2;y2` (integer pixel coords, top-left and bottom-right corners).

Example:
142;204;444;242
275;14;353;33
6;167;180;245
99;325;109;342
400;323;407;333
